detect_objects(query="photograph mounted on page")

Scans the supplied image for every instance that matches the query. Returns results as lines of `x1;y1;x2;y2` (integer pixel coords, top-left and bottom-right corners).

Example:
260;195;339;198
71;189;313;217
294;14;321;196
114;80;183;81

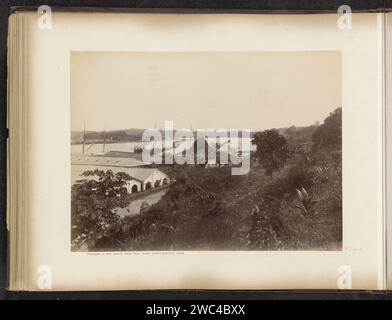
70;51;342;252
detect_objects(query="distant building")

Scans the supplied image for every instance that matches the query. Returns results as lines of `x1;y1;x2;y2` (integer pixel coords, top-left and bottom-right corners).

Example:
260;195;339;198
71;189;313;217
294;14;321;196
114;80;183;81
71;155;170;194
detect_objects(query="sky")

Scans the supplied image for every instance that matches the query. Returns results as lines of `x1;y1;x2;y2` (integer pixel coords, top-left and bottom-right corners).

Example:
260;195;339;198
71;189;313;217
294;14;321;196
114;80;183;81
71;51;341;132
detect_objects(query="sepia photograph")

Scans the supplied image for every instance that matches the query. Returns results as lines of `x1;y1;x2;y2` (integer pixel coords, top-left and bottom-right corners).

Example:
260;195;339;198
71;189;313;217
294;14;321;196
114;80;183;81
70;51;342;252
4;5;387;295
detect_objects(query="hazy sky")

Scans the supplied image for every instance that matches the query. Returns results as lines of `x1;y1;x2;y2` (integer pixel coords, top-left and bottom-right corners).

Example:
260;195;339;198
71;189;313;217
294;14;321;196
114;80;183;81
71;51;341;132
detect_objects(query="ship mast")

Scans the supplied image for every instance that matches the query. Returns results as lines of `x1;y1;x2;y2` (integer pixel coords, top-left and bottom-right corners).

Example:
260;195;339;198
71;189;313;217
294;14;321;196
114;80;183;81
82;120;86;155
103;124;106;154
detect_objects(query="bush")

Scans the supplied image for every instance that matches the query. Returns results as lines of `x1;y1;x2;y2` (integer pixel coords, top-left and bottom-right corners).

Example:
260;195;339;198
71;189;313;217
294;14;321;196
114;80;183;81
285;159;314;191
71;170;132;251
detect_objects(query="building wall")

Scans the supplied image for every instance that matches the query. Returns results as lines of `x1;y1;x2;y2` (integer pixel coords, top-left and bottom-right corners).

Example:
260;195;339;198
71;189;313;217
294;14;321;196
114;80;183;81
72;164;170;193
125;179;142;194
142;170;170;191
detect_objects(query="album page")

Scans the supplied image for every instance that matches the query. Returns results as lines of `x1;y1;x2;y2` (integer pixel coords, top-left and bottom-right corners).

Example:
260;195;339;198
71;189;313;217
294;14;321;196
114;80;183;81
18;11;384;290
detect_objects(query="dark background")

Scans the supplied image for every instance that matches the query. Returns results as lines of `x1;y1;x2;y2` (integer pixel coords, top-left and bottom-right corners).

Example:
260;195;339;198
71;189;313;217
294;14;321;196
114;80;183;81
0;0;391;300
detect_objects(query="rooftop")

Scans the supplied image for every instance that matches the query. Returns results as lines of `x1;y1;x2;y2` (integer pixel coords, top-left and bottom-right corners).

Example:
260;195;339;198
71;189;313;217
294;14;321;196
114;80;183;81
71;165;167;184
71;155;144;168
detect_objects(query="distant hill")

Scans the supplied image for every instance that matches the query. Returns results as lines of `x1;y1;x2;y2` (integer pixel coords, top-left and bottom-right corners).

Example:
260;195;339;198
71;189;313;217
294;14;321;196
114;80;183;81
71;125;316;149
277;125;318;153
71;128;146;144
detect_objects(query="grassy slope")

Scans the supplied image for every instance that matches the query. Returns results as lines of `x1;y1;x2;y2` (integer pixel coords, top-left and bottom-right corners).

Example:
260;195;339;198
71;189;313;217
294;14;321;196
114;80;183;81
122;150;342;251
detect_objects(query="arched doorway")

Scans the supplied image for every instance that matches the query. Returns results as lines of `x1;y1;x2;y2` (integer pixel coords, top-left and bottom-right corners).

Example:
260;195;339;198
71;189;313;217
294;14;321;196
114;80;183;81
162;178;168;185
131;185;138;193
145;182;152;190
154;180;161;188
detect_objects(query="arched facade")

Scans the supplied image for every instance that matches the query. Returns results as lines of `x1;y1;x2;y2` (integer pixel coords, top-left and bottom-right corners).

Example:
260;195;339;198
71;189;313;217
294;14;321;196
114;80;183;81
145;182;152;190
141;170;170;191
125;179;142;194
72;162;170;194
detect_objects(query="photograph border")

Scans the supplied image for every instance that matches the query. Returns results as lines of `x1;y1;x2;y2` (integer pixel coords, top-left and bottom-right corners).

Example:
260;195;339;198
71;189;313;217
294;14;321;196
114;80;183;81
0;0;390;300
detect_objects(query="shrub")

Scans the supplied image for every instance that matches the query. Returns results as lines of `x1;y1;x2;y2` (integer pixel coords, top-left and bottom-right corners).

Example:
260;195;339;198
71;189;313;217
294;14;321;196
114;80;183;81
285;160;314;191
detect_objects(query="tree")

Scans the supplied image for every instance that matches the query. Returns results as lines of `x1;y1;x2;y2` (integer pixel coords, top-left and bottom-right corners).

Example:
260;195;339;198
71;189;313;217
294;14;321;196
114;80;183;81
71;169;132;250
312;107;342;151
252;129;289;176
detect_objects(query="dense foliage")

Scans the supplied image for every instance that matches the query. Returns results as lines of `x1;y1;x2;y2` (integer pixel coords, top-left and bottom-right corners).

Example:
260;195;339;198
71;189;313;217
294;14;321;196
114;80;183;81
312;108;342;151
252;129;289;176
71;108;342;251
71;170;132;250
